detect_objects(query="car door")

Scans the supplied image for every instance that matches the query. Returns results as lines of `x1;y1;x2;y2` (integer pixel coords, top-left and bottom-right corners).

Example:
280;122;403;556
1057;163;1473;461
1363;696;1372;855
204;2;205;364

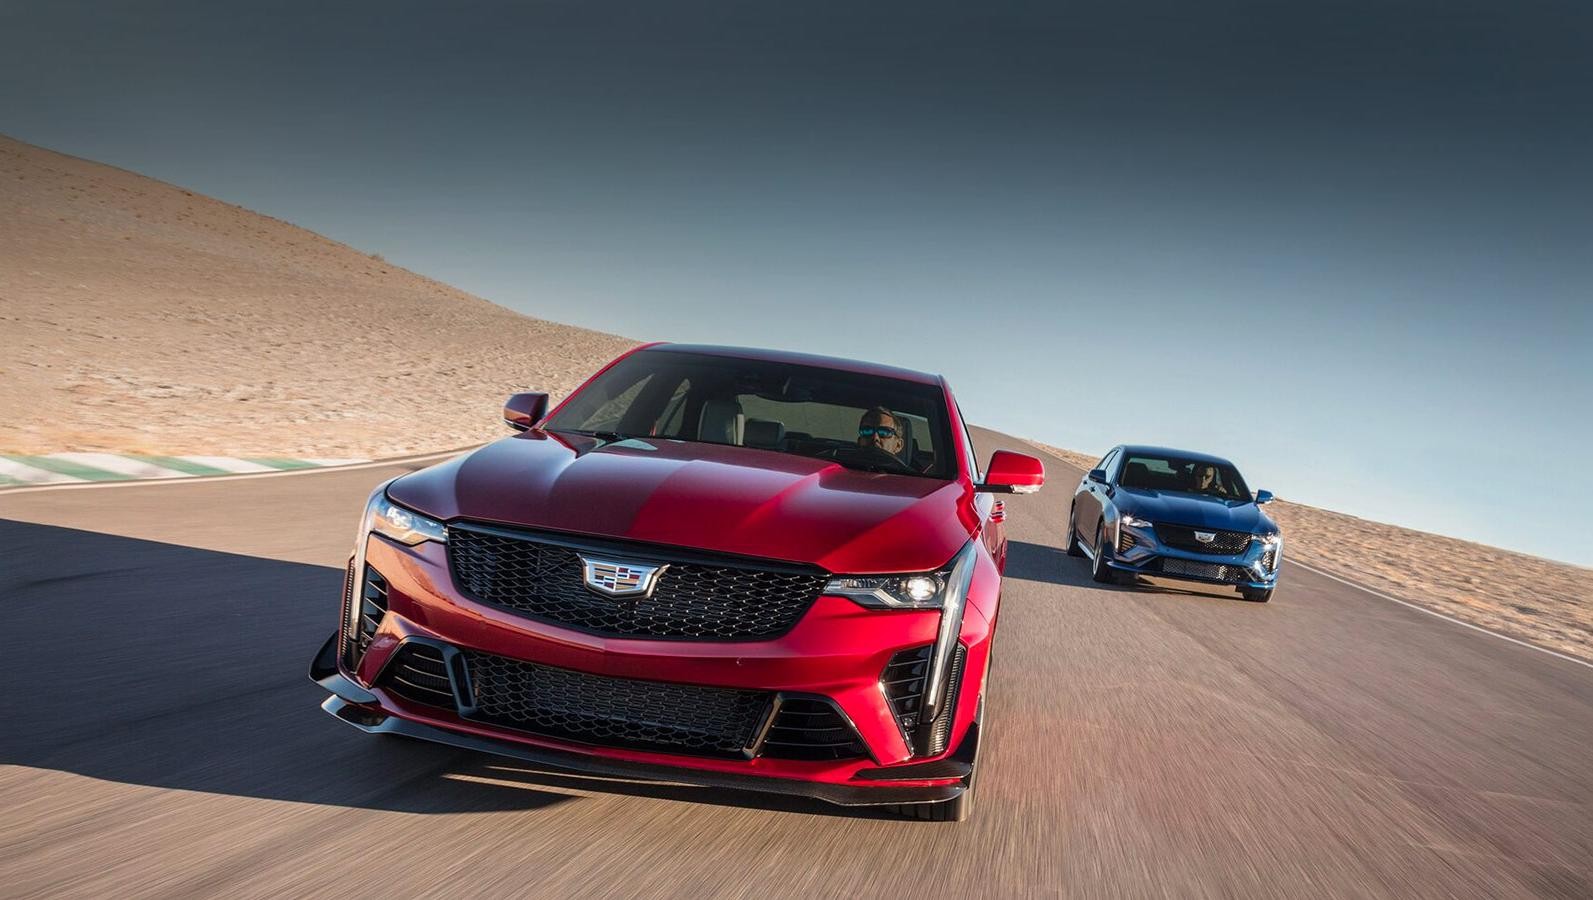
955;406;1007;569
1076;447;1116;548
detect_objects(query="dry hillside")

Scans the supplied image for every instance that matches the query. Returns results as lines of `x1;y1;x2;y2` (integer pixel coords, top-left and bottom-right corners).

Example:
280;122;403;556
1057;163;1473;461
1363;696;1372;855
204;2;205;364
0;135;634;458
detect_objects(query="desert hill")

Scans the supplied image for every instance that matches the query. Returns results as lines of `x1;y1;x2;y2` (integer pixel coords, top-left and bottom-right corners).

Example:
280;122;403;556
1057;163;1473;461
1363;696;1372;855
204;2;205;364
0;135;634;458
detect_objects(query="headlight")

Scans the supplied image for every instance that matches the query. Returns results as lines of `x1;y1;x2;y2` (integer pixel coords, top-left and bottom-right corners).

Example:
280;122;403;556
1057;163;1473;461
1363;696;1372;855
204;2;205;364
1256;532;1282;546
367;493;447;545
1121;514;1153;528
824;571;947;609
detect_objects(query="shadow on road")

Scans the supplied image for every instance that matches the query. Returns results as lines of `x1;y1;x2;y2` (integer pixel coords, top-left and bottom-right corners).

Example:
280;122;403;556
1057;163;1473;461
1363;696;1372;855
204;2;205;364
1003;539;1254;603
0;518;890;819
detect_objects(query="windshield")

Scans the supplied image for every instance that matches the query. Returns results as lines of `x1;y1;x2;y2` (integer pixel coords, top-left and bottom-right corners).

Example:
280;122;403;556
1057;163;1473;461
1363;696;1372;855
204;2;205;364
1118;453;1251;500
544;349;958;480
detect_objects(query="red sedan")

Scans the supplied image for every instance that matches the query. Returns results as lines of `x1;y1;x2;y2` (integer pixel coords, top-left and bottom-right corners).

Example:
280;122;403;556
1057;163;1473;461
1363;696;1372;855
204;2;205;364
310;343;1044;821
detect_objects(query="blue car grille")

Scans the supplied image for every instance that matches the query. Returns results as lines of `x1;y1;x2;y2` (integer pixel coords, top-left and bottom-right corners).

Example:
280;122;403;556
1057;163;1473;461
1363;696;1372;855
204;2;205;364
1153;524;1253;555
1156;558;1251;583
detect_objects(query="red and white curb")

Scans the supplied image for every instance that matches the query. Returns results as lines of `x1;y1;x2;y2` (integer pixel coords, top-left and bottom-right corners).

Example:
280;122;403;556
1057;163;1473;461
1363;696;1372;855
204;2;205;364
0;453;368;486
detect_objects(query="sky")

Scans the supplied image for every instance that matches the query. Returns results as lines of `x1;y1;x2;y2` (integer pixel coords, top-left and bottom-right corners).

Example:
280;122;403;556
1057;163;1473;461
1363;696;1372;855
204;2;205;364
2;1;1590;565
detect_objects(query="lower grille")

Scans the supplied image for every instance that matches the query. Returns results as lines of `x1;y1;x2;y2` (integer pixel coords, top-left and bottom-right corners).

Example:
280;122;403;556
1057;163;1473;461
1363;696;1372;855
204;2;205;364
382;643;456;708
1117;529;1138;554
760;698;867;760
1156;557;1251;583
462;650;770;757
1153;524;1252;555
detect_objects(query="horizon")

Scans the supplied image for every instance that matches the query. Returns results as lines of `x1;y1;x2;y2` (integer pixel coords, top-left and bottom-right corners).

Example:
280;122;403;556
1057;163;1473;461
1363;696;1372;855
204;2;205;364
2;1;1589;565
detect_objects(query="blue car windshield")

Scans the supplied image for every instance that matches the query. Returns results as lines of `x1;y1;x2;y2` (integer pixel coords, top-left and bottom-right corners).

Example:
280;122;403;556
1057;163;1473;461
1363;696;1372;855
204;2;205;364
1119;454;1250;500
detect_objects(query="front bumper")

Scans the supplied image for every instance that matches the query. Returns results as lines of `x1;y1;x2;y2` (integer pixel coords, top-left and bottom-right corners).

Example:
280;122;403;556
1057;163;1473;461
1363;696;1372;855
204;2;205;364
1105;522;1280;590
309;532;992;807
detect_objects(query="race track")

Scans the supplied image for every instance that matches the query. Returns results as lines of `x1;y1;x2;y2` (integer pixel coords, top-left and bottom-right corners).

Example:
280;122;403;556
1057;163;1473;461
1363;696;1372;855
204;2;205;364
3;428;1590;898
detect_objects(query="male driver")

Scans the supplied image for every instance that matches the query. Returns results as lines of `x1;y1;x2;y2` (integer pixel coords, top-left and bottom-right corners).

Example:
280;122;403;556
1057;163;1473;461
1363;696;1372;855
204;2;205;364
857;406;906;461
1193;463;1228;497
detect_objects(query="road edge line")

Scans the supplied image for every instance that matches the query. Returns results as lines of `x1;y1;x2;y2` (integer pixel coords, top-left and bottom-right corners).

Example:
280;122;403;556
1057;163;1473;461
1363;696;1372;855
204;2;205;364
1289;559;1592;672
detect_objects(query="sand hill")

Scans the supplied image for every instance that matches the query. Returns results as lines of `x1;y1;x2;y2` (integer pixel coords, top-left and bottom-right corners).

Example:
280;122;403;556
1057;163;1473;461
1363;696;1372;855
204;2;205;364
2;134;1587;661
0;135;634;458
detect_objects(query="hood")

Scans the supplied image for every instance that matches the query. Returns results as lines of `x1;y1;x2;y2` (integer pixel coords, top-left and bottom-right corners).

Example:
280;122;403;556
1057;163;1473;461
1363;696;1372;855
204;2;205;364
387;431;980;574
1117;487;1278;533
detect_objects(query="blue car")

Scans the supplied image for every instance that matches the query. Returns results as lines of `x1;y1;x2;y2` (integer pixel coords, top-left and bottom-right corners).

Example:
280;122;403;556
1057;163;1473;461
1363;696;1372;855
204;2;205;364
1067;445;1281;602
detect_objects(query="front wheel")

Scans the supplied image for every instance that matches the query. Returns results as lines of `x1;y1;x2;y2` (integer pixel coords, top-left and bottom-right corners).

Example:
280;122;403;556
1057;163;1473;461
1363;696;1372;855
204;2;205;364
1066;505;1085;557
1090;524;1116;583
1240;586;1274;603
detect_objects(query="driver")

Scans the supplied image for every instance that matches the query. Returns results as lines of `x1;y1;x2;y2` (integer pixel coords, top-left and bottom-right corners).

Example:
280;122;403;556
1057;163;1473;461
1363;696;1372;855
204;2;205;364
856;407;906;461
1193;463;1223;496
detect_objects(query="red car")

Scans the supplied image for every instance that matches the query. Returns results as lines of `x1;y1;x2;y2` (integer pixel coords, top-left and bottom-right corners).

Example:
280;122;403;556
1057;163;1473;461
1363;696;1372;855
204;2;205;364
310;343;1044;820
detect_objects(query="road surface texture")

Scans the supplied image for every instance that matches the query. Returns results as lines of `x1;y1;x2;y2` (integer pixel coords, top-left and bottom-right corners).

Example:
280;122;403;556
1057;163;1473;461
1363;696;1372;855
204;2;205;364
3;429;1590;898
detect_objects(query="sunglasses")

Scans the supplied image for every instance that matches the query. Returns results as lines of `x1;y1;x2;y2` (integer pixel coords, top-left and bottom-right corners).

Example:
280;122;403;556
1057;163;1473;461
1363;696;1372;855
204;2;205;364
858;426;900;439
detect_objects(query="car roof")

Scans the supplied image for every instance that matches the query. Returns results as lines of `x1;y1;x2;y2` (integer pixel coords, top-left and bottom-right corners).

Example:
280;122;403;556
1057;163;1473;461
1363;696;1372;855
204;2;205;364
1117;444;1238;467
645;343;943;386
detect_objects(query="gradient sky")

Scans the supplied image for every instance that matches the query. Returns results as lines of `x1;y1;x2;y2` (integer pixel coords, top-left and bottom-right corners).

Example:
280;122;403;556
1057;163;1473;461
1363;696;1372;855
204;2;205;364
3;1;1590;564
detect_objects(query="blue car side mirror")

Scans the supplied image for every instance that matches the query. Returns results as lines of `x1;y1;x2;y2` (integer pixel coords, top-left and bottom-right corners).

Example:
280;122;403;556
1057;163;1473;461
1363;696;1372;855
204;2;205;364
1255;489;1274;505
1087;468;1107;484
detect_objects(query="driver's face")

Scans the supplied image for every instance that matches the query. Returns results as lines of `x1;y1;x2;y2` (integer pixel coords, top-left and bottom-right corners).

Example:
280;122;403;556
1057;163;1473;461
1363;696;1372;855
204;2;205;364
1197;466;1216;488
858;412;905;455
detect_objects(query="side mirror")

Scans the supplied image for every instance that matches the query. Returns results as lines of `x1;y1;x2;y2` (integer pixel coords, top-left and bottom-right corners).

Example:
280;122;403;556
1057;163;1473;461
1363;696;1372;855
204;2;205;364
978;450;1046;494
1255;489;1274;505
1086;468;1107;485
503;392;549;431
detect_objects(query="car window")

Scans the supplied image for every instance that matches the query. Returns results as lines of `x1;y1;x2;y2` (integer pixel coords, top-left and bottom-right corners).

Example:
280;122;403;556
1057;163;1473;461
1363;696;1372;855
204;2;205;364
1103;449;1122;482
546;350;958;480
1119;453;1250;499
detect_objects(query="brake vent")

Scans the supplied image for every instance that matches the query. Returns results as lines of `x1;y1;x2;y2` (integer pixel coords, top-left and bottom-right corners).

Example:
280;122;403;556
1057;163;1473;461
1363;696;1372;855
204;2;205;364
883;643;967;757
382;643;457;709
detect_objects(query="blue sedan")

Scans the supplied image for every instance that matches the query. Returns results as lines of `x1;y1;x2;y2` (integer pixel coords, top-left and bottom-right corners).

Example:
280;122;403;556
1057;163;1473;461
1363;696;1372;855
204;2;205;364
1068;445;1282;602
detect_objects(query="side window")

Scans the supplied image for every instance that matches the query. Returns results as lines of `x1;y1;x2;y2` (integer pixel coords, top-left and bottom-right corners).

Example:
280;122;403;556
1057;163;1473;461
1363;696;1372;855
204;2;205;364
1104;449;1123;482
1095;449;1116;477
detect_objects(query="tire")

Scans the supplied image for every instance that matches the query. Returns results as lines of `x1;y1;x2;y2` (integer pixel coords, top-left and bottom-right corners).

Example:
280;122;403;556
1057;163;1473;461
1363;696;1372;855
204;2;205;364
1240;586;1274;603
1090;523;1115;583
1066;505;1085;557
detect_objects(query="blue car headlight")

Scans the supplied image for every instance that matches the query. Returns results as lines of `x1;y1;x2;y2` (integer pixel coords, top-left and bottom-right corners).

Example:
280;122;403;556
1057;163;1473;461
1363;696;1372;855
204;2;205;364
1121;514;1153;529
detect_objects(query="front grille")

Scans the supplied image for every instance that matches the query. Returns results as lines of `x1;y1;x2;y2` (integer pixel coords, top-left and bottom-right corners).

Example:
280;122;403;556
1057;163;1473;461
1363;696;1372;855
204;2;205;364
463;649;770;757
760;697;867;760
1156;557;1251;583
382;643;456;708
447;524;826;640
1153;524;1253;555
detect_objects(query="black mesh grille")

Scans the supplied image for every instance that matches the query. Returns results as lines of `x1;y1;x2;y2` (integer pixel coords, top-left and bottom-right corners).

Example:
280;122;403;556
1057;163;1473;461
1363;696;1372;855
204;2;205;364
462;650;771;757
382;643;455;708
760;698;867;761
446;524;827;640
1153;524;1253;555
1155;557;1251;583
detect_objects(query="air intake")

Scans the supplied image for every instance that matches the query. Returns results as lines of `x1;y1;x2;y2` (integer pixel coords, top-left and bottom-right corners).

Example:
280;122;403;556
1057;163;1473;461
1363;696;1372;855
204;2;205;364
382;643;457;709
344;564;389;668
882;643;966;757
759;697;867;761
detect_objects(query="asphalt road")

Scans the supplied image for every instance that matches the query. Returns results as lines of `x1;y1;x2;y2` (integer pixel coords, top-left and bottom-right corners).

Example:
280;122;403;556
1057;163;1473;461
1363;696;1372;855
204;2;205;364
3;428;1590;898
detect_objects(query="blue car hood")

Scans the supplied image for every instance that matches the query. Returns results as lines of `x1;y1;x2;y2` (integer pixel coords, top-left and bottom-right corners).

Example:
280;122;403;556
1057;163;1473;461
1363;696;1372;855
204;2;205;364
1118;488;1277;533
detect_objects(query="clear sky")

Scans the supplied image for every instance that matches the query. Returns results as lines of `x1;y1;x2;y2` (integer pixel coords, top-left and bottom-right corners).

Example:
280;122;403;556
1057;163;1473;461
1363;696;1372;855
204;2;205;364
3;1;1590;564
